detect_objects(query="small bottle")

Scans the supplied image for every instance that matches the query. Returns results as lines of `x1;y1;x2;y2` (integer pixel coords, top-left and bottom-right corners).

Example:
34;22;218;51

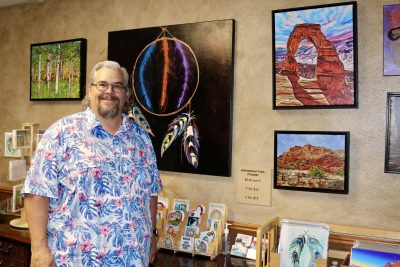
222;223;232;255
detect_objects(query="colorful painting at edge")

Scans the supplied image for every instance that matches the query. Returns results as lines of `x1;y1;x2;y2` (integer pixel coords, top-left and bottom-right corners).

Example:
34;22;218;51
350;247;400;267
273;2;357;108
385;93;400;173
384;4;400;76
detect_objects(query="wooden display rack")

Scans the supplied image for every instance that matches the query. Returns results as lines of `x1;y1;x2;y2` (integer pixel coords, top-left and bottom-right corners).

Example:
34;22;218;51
255;217;400;267
156;198;227;260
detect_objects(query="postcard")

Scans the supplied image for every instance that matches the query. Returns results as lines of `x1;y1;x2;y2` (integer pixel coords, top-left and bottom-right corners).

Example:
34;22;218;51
180;236;193;252
12;129;30;148
231;243;248;258
4;132;21;157
8;159;26;181
235;233;254;248
208;202;225;219
184;226;198;237
174;198;189;212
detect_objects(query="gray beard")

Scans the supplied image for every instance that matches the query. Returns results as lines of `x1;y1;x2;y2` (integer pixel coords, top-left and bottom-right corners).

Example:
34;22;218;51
98;105;119;118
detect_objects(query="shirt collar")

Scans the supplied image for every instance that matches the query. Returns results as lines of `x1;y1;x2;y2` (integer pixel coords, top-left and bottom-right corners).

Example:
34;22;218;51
84;108;129;135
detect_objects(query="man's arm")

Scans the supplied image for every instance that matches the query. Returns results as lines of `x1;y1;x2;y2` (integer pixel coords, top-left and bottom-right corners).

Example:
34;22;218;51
149;195;158;263
24;194;55;267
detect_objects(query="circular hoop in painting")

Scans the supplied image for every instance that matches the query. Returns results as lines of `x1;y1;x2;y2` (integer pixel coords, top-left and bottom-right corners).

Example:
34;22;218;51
132;37;199;117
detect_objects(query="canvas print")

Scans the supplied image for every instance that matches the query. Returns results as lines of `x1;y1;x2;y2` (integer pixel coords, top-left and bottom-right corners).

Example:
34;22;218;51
385;93;400;173
12;184;24;212
272;2;357;109
4;132;21;157
350;248;400;267
12;129;30;148
278;219;329;267
274;131;349;194
108;19;235;177
384;5;400;76
30;38;87;100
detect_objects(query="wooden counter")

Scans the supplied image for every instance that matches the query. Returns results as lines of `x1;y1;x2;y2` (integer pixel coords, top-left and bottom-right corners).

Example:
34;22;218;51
0;223;31;267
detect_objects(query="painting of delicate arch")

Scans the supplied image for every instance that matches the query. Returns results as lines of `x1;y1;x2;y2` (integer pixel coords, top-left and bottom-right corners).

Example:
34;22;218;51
274;131;350;194
30;38;86;101
108;20;234;177
272;2;358;109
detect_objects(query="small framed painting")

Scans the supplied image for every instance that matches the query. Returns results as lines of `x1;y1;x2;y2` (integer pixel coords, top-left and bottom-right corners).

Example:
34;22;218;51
274;131;350;194
30;38;87;100
12;184;24;212
12;129;30;149
4;132;21;157
385;93;400;173
272;2;357;109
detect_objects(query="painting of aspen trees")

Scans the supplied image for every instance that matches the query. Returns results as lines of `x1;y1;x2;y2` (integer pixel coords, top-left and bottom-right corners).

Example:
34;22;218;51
30;38;86;100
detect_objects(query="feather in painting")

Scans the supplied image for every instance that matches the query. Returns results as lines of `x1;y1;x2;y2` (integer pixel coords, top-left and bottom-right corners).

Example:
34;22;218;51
278;219;329;267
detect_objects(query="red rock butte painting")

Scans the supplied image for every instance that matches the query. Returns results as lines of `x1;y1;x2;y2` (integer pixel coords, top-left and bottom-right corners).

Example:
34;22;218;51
277;144;345;190
274;131;349;194
273;2;357;109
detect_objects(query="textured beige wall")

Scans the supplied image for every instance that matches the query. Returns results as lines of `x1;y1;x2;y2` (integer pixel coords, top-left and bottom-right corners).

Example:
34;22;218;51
0;0;399;230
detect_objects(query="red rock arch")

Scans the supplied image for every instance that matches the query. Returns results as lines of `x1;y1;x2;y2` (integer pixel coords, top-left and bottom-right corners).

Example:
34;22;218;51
280;23;353;105
283;23;344;76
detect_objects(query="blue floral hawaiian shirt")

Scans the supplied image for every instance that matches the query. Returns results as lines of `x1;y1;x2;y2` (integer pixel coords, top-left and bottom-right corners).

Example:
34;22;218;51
22;108;163;267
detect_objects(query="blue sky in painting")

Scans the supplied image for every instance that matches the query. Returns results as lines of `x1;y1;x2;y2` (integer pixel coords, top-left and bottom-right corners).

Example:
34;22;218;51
274;4;354;48
351;248;400;266
277;133;346;157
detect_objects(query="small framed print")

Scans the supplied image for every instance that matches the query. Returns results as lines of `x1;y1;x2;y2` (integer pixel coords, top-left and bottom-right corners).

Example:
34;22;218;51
385;93;400;173
4;132;21;157
12;184;24;212
274;131;350;194
12;129;30;148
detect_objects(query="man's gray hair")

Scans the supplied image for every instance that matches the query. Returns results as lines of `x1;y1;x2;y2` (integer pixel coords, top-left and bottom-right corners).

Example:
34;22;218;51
82;60;131;113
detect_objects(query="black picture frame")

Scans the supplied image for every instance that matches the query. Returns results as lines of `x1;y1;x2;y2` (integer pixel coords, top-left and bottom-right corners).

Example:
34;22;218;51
385;93;400;173
30;38;87;101
274;130;350;194
272;2;358;109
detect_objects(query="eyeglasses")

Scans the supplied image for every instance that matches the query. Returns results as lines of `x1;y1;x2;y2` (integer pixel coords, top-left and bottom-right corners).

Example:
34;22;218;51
91;82;126;93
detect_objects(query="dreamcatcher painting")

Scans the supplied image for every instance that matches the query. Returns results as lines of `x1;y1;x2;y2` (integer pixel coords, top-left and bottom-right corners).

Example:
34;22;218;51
108;19;235;177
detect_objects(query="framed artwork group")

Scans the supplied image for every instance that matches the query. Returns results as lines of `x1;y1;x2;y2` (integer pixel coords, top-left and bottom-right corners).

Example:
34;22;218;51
21;2;400;192
384;4;400;173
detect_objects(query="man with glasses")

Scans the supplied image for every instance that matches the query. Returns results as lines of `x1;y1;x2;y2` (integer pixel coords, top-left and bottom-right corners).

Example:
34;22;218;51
22;61;163;266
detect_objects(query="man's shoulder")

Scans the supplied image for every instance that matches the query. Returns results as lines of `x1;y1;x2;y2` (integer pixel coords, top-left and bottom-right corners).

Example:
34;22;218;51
46;110;88;133
125;118;148;135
